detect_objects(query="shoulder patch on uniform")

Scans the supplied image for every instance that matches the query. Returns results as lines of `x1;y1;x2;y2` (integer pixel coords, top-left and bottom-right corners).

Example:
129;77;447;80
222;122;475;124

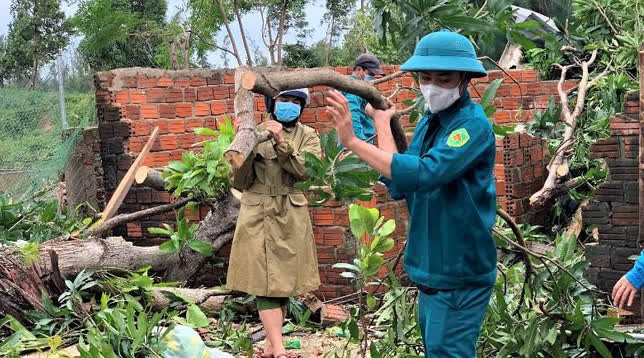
446;128;470;147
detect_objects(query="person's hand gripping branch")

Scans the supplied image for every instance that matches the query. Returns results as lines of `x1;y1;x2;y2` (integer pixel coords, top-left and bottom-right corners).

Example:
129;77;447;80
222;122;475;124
266;119;285;145
326;90;395;178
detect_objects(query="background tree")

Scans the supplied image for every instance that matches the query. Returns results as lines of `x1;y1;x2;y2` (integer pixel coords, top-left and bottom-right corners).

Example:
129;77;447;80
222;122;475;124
5;0;72;89
72;0;168;71
322;0;356;66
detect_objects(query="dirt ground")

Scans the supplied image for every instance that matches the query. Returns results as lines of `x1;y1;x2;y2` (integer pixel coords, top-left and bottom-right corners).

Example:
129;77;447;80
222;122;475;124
235;330;362;357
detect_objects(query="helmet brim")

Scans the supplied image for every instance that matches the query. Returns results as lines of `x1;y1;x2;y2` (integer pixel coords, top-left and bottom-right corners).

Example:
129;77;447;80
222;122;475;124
400;55;487;78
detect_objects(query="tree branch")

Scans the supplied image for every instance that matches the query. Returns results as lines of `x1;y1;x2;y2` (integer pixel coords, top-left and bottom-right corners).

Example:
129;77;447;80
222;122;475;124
214;0;243;66
276;0;288;67
371;71;405;85
233;0;253;67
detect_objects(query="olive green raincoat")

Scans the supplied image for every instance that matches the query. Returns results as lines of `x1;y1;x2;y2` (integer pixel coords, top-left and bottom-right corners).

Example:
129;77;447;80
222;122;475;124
226;122;322;297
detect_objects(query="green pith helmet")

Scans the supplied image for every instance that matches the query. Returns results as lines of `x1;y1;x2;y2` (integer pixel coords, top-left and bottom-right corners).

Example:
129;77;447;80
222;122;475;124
400;30;487;78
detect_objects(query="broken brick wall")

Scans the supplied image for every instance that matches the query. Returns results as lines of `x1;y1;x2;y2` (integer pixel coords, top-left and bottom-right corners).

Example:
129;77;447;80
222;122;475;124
584;90;641;316
92;66;565;298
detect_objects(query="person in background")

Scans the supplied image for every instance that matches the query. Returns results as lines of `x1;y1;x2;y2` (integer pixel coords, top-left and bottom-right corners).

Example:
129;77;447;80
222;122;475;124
326;30;496;357
613;251;644;309
342;54;385;144
227;88;321;358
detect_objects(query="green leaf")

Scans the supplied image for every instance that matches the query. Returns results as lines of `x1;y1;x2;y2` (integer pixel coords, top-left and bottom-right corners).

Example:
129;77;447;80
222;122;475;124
332;263;361;272
409;111;421;123
148;227;172;236
402;99;415;106
588;331;612;358
481;79;504;107
441;16;495;32
377;219;396;237
348;319;359;340
186;304;209;328
193;128;219;136
188;240;213;256
370;342;382;358
364;255;384;277
159;240;178;253
284;339;301;349
366;294;377;309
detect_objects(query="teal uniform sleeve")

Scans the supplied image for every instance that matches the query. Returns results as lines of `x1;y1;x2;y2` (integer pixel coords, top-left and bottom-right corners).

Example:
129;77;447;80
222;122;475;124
389;121;493;193
626;250;644;289
345;92;369;141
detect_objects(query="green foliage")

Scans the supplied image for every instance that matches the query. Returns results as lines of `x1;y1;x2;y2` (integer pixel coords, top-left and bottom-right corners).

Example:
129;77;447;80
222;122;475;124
330;204;399;355
295;130;379;206
0;191;93;244
72;0;168;71
480;233;634;357
148;207;211;256
4;0;72;84
162;118;235;199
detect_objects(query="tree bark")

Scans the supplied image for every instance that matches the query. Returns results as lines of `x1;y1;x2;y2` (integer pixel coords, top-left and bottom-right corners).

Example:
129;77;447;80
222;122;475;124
529;50;609;208
135;166;167;192
87;197;193;238
225;68;265;170
276;0;288;67
233;0;253;67
149;287;232;314
215;0;243;66
30;1;40;91
169;40;179;70
226;68;409;170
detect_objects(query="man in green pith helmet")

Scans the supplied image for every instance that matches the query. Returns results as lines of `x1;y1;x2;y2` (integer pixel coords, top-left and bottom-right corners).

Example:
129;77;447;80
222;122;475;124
326;30;496;357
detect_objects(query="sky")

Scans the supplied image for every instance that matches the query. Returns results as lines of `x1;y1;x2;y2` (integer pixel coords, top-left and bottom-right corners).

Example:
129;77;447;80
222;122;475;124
0;0;331;69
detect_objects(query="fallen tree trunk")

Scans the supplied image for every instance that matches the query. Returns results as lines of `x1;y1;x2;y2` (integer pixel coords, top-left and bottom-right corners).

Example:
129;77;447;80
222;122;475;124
225;68;410;170
149;287;233;314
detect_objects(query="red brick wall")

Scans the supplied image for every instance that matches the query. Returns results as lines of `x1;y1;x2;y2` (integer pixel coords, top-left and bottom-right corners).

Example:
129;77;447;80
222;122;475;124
584;91;641;315
94;66;564;298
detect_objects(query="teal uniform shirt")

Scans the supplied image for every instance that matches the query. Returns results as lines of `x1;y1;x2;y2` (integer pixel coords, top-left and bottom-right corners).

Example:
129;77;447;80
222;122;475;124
342;75;376;142
382;91;497;290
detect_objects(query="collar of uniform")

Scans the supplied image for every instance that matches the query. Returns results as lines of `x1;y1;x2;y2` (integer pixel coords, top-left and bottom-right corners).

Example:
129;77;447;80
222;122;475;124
284;123;298;133
425;91;471;127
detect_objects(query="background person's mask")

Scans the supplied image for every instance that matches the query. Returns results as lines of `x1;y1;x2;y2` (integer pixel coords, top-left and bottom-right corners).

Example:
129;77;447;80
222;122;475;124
420;84;461;113
274;101;301;122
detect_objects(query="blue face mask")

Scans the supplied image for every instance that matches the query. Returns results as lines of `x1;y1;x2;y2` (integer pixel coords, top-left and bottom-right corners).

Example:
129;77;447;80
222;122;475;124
274;101;301;122
364;74;375;81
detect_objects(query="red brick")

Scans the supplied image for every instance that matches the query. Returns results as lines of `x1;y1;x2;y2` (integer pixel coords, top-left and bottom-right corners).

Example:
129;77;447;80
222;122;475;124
159;104;177;119
160;135;178;150
494;111;512;123
224;74;235;84
323;228;345;246
502;97;520;110
563;80;577;91
128;137;144;152
158;76;173;87
317;247;336;263
166;88;184;103
146;88;166;103
213;87;229;100
175;77;191;87
211;101;227;115
526;83;543;96
190;77;207;86
195;102;211;116
141;104;159;119
496;181;506;196
521;70;538;82
122;76;138;88
226;100;235;113
132;122;150;136
184;88;196;102
185;118;205;132
131;90;146;104
170;149;185;161
125;105;140;120
139;76;158;88
313;209;334;226
197;87;214;100
176;104;192;117
510;83;528;97
300;109;316;123
177;133;196;148
127;223;143;237
115;90;130;104
151;119;169;134
168;120;185;134
610;121;639;130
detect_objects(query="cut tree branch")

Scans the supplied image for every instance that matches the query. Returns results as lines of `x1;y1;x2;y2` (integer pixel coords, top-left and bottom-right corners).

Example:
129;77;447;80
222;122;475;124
225;68;409;170
372;71;405;85
530;50;606;207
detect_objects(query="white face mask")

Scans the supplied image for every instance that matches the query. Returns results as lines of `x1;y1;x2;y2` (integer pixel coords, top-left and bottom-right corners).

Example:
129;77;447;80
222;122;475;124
420;84;461;113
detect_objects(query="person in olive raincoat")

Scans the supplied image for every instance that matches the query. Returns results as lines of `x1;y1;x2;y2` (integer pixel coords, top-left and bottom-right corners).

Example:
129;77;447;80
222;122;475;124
227;88;321;358
327;30;496;357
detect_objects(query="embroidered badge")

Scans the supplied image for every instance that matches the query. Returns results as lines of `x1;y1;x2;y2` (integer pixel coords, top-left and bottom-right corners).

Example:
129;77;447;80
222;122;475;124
446;128;470;147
